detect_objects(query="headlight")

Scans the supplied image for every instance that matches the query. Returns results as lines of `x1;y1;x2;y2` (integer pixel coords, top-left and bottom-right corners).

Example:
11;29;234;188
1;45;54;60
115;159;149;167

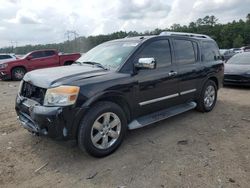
44;86;80;106
0;63;8;69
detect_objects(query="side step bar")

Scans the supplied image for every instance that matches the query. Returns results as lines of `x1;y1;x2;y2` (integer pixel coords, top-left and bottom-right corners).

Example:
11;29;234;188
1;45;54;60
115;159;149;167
128;101;197;130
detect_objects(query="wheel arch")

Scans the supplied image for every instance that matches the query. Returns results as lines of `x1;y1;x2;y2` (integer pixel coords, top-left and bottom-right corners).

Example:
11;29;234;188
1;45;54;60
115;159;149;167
11;66;27;73
208;76;219;89
72;91;132;139
82;91;132;122
64;61;74;66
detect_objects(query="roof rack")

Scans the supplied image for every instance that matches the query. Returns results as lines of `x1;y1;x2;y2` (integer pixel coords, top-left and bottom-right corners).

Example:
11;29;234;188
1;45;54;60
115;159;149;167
159;31;211;39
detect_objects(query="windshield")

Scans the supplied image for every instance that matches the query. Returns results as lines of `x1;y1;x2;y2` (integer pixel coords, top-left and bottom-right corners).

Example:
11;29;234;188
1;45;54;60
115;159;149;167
227;52;250;65
21;52;32;59
76;41;139;69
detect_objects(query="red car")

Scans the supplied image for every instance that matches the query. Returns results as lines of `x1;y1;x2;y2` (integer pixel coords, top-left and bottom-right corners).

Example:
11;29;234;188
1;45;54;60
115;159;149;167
0;49;81;80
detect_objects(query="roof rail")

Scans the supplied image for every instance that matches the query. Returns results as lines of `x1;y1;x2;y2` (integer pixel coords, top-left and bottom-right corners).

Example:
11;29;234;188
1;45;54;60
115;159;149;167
159;31;211;39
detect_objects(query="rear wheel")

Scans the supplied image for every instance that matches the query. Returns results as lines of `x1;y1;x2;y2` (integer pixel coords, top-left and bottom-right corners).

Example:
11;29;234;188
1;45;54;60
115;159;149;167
196;80;217;112
64;61;73;66
11;67;26;81
78;101;127;157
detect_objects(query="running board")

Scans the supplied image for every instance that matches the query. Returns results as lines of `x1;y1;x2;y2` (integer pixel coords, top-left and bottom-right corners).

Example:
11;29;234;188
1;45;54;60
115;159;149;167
128;101;197;130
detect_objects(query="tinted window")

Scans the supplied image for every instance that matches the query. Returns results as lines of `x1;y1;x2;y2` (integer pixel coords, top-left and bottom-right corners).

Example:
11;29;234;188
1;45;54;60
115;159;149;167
202;41;220;61
31;52;45;59
137;40;171;67
0;55;12;60
44;51;56;57
174;39;196;64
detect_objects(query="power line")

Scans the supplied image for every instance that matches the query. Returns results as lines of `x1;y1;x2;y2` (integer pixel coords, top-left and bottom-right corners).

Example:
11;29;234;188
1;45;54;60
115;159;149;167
65;30;79;41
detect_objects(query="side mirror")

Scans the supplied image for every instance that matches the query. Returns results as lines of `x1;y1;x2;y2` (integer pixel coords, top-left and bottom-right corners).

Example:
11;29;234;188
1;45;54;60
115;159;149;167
26;56;32;60
221;55;225;61
135;58;156;70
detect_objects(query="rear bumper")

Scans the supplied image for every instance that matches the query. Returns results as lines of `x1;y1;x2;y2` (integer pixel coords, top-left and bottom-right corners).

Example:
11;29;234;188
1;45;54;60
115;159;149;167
15;95;86;140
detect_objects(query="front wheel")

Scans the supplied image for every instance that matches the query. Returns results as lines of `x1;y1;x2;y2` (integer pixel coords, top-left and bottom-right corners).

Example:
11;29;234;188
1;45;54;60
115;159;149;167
78;101;127;157
11;67;26;81
196;80;217;112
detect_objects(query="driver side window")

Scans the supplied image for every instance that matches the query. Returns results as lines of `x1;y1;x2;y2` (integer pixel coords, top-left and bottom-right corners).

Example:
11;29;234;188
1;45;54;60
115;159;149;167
136;39;172;68
31;51;45;59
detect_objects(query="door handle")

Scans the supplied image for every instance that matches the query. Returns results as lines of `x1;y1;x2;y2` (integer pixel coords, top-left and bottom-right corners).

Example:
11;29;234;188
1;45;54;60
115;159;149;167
168;71;178;76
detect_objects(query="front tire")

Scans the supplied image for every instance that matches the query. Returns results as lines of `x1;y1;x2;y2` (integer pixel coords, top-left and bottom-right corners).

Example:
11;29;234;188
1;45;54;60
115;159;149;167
11;67;26;81
78;101;127;157
196;80;217;112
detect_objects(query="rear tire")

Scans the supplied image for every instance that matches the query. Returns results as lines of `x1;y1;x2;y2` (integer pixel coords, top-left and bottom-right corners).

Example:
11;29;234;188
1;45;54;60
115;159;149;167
64;61;73;66
11;67;26;81
196;80;217;112
78;101;127;157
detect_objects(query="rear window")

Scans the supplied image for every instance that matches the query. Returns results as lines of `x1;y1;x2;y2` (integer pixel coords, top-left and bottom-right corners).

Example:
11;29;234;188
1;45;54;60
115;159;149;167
173;39;196;64
202;41;220;61
0;55;12;60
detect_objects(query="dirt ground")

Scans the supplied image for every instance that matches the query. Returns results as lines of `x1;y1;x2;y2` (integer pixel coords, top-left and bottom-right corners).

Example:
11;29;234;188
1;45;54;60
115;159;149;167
0;81;249;188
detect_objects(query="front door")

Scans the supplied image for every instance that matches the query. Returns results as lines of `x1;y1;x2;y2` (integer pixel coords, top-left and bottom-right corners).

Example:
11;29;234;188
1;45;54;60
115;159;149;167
28;51;59;70
133;38;180;116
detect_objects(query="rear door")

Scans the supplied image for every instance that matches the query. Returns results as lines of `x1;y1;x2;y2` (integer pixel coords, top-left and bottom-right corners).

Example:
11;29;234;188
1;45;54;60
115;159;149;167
43;50;59;67
172;39;202;102
133;38;180;116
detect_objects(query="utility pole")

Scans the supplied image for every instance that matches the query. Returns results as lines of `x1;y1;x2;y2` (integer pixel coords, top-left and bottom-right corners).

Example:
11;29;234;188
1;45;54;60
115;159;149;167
64;30;79;52
10;41;18;53
65;30;79;41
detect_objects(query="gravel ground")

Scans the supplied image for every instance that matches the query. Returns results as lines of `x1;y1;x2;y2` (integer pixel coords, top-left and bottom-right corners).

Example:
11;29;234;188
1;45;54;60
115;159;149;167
0;81;249;188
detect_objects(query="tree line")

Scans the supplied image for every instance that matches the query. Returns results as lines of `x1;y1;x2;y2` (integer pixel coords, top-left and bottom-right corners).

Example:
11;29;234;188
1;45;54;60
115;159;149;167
1;14;250;54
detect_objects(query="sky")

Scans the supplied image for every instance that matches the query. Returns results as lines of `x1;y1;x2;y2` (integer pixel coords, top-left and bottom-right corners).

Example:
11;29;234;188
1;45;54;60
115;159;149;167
0;0;250;47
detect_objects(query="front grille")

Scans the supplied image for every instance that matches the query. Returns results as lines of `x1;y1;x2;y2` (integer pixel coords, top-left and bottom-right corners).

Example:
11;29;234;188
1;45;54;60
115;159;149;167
21;82;46;104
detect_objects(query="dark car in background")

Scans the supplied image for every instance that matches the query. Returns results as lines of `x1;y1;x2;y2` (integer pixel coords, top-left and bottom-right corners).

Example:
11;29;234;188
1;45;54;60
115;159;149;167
224;52;250;86
221;48;241;62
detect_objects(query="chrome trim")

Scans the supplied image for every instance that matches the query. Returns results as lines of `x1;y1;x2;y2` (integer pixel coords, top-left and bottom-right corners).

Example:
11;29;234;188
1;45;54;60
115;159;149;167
180;89;197;95
139;93;179;106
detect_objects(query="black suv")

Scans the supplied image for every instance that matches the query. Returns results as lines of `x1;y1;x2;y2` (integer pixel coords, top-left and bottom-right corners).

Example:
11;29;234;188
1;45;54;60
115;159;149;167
16;32;224;157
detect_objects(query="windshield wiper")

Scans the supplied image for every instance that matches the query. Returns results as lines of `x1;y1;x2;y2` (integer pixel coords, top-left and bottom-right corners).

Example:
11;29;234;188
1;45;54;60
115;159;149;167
80;61;108;70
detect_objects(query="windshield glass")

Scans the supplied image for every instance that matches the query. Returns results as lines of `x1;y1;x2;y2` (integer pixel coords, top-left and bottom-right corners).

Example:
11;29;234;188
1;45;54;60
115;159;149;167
76;41;139;69
227;52;250;65
21;52;32;59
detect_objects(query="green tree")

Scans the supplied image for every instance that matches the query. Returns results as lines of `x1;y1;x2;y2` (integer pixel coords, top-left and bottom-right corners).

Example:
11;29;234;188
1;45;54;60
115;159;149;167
246;13;250;23
233;35;244;47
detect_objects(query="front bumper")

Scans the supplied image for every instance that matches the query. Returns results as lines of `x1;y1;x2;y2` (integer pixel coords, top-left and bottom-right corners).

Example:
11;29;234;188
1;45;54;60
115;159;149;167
15;95;85;139
224;74;250;86
0;71;11;80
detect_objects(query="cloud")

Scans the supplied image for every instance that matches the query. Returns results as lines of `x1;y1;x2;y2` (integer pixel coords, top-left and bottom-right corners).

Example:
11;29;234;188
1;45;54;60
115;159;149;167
116;0;171;20
6;9;42;24
0;0;249;47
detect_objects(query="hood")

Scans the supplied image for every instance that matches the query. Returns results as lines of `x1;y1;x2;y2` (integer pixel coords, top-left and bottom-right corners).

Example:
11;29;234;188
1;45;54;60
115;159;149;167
23;65;109;88
224;63;250;74
0;58;18;64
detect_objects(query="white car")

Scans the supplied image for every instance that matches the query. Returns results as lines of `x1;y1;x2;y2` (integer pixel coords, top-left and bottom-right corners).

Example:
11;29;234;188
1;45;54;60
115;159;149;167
0;54;17;64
